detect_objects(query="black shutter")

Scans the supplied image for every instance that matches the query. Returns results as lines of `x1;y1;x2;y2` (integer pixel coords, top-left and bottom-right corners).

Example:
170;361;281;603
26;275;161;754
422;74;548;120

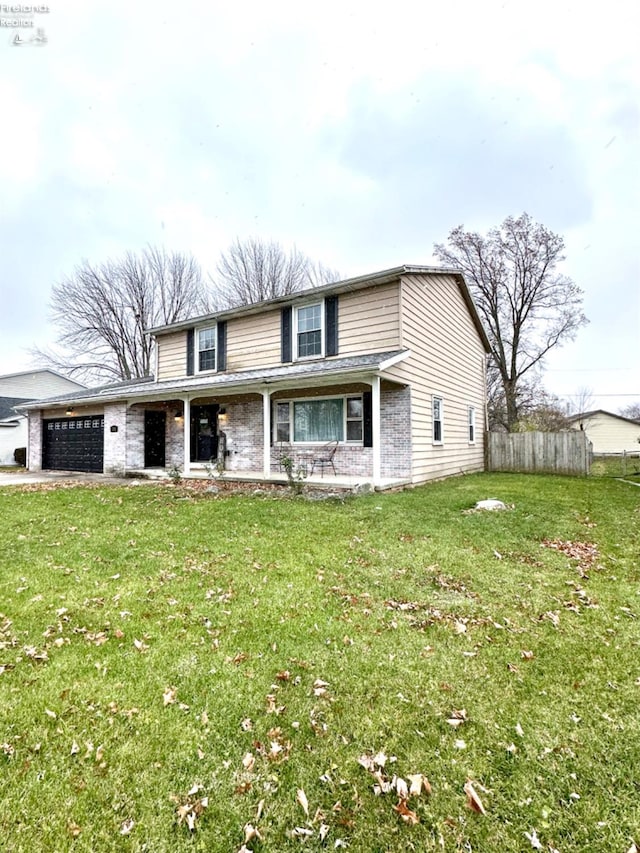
363;390;373;447
217;321;227;371
281;306;292;363
186;328;195;376
269;401;274;446
325;295;338;356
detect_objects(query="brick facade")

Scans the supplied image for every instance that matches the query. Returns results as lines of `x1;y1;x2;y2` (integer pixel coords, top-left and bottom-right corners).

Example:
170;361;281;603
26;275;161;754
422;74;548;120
103;402;127;475
28;410;42;471
380;385;412;477
222;399;263;472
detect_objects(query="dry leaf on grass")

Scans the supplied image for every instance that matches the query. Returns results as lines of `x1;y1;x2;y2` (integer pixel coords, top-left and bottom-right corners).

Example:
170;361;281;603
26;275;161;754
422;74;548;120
393;799;419;825
119;818;135;836
296;787;309;817
163;686;177;706
464;779;487;815
524;828;543;849
243;822;262;843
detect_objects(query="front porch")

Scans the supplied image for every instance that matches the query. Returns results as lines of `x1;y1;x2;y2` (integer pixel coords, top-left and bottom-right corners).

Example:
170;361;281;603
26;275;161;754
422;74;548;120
125;377;412;490
130;465;411;492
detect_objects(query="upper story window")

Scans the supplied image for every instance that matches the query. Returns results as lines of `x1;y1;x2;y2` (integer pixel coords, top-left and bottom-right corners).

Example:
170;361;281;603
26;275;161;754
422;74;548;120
296;303;323;359
433;395;443;444
198;326;216;372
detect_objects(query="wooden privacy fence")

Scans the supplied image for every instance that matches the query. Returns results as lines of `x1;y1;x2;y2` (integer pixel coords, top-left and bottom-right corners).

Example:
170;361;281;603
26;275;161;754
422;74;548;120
486;430;591;476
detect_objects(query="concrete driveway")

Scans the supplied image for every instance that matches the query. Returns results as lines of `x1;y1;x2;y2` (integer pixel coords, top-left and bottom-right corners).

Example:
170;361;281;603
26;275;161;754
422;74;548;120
0;470;128;486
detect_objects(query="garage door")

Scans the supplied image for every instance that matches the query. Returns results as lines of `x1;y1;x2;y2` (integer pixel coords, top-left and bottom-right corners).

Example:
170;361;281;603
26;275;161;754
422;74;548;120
42;416;104;473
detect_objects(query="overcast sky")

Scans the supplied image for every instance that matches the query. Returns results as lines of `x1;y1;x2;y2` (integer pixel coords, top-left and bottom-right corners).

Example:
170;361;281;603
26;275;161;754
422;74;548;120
1;0;638;412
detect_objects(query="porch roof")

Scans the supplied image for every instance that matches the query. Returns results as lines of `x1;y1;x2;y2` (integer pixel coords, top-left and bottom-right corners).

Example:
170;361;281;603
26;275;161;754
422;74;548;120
18;350;410;410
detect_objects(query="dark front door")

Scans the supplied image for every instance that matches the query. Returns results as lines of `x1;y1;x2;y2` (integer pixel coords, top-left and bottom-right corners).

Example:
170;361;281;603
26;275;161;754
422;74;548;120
190;405;219;462
144;410;166;467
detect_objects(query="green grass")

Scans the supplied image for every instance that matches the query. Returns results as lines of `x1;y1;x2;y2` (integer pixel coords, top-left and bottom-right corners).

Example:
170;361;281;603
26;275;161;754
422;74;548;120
590;454;640;482
0;474;638;852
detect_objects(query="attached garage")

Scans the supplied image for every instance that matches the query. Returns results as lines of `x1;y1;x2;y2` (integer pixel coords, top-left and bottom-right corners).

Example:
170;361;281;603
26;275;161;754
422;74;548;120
42;415;104;473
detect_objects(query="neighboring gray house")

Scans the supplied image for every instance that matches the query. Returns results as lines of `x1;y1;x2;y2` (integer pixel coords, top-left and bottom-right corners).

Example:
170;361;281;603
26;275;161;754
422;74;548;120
21;266;491;489
568;409;640;455
0;370;85;465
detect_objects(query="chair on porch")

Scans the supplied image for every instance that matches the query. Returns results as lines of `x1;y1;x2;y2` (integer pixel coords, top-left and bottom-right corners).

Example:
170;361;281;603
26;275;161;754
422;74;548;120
310;440;338;477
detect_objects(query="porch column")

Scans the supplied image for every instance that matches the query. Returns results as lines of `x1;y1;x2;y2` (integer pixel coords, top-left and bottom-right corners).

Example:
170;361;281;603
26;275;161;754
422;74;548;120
262;389;271;478
371;376;381;484
182;397;191;475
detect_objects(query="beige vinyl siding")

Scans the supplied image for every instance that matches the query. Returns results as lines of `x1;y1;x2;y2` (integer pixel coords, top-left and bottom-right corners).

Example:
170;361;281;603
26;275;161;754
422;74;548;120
227;309;282;370
571;412;640;454
384;273;486;483
338;283;401;354
157;331;188;380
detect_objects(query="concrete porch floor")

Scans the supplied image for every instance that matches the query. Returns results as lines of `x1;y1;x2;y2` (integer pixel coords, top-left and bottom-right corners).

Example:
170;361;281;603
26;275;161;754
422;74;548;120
131;467;411;492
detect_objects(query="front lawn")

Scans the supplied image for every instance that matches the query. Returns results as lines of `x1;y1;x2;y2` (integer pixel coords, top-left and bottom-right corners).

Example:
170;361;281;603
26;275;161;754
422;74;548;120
0;474;638;852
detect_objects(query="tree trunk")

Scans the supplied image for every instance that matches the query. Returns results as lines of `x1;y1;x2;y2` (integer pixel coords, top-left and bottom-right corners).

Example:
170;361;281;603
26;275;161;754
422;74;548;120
504;380;519;432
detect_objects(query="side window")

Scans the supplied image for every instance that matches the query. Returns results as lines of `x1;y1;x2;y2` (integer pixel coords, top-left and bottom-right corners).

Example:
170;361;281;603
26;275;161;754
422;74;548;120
346;397;363;442
468;406;476;443
433;396;443;444
276;402;290;443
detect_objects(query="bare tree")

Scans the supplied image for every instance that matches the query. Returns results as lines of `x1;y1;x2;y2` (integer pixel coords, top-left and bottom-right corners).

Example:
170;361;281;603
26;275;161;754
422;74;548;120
211;237;341;309
434;213;588;431
518;389;571;432
568;386;596;416
619;402;640;421
34;246;209;383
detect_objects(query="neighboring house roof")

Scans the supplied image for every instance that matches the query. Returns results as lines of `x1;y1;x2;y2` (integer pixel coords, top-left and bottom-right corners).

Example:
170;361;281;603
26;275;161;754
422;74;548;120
147;265;493;353
0;396;30;422
567;410;640;427
17;351;410;410
0;369;86;400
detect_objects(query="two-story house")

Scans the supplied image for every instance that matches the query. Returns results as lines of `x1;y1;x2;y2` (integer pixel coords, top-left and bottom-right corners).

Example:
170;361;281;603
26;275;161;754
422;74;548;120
22;266;491;488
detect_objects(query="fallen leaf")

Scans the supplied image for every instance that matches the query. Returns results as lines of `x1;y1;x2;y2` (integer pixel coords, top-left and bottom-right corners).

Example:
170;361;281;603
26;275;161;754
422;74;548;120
373;750;388;768
243;822;262;843
134;638;149;652
393;799;419;825
119;818;135;835
296;787;309;817
524;828;543;849
407;773;432;796
395;777;409;799
292;826;313;838
163;686;177;706
464;779;486;815
242;752;255;771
